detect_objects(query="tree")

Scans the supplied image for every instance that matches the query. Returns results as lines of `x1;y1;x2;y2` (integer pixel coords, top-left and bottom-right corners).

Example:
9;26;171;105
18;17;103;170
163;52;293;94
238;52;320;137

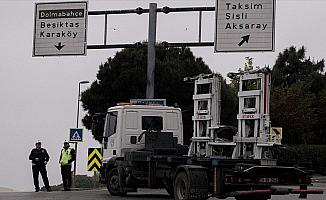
271;46;326;144
271;82;315;144
310;88;326;144
81;46;238;143
272;46;324;88
81;46;213;143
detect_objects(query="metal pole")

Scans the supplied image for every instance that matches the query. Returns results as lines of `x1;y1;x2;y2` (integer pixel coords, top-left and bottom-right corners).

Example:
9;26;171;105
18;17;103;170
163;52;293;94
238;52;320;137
74;83;81;178
146;3;157;99
87;41;214;49
73;143;78;176
74;81;89;178
88;6;215;16
104;14;108;45
76;83;81;128
198;11;202;43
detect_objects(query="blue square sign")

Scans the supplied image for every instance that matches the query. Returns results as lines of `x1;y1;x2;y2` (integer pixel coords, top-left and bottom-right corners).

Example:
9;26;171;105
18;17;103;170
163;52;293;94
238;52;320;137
70;128;83;142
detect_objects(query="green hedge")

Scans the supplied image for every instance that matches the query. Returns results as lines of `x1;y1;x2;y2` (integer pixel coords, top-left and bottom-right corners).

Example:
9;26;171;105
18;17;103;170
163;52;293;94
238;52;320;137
273;145;326;175
42;174;103;191
75;174;102;188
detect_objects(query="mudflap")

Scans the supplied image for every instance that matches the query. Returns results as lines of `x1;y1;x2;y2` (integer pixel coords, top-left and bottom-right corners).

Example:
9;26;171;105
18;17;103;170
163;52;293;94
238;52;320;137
99;162;107;184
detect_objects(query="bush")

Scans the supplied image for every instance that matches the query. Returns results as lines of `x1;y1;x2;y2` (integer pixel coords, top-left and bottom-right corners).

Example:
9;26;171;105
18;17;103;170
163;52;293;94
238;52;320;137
273;145;326;175
41;174;104;191
75;174;102;188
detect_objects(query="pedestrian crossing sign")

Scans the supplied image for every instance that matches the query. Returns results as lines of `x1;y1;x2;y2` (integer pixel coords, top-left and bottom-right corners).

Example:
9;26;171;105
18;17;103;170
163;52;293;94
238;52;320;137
70;128;83;142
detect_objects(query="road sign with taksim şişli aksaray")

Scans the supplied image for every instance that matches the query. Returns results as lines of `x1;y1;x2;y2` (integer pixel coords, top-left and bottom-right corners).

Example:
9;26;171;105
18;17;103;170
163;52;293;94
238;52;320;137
33;1;88;56
215;0;275;52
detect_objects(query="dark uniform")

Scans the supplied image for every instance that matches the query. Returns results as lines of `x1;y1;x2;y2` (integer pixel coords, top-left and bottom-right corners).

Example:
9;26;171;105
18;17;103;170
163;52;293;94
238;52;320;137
59;141;76;191
29;142;51;192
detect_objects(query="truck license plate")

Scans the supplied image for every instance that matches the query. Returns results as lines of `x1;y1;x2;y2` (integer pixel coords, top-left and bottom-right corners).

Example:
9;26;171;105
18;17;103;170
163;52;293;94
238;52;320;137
259;178;279;183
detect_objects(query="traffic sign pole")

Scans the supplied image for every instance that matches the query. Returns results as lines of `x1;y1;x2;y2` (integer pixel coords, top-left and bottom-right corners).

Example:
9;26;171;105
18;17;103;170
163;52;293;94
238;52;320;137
146;3;157;99
69;128;83;186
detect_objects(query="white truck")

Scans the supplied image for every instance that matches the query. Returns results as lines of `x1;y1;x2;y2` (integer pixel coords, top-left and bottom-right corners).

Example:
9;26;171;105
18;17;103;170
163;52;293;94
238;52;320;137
93;67;323;200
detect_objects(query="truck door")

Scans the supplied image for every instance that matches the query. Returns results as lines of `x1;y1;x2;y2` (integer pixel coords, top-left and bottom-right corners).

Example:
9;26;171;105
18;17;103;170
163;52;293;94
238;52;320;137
103;111;119;158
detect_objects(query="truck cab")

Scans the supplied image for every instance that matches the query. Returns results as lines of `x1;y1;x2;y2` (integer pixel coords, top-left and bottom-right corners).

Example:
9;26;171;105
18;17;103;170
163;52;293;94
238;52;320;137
101;104;183;161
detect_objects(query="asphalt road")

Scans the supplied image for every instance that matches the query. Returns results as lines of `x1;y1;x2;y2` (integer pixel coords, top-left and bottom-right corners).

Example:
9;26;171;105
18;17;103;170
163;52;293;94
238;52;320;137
0;185;325;200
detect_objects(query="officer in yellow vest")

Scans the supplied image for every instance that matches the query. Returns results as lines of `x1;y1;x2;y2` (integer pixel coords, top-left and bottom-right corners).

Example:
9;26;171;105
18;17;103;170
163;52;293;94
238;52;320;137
59;141;76;191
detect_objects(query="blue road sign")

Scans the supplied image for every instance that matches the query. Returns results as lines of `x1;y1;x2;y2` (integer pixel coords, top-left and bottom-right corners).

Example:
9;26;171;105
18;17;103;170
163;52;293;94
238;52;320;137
70;128;83;142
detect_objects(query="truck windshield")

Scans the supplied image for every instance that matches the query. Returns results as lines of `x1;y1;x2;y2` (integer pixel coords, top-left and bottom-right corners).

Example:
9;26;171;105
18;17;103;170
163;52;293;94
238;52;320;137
105;111;118;137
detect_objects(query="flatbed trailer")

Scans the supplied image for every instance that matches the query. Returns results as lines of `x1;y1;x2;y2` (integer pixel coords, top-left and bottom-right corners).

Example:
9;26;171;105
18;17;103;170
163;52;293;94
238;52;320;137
99;131;322;200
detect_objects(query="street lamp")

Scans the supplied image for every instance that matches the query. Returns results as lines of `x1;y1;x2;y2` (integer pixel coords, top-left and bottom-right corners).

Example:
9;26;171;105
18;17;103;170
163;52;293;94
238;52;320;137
74;80;89;177
77;81;90;128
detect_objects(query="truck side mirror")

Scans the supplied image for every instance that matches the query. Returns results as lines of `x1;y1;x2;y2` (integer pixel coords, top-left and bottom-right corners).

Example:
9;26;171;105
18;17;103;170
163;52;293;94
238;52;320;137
91;113;106;142
138;130;149;142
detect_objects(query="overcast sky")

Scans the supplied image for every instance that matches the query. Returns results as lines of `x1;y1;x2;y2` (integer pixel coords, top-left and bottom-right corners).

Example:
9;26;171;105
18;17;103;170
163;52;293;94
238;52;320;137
0;0;325;191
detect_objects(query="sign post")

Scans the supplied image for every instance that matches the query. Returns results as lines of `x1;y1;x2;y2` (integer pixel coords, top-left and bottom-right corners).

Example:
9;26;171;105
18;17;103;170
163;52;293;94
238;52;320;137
33;1;88;56
215;0;275;52
87;148;102;188
69;127;83;185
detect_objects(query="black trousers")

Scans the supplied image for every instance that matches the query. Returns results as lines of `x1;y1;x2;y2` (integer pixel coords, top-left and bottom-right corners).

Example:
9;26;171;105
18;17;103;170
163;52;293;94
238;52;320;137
32;165;50;189
61;165;72;189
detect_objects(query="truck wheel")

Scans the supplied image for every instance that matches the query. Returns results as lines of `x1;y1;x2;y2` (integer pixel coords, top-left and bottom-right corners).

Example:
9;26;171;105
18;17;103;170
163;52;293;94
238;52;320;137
174;172;190;200
106;168;126;196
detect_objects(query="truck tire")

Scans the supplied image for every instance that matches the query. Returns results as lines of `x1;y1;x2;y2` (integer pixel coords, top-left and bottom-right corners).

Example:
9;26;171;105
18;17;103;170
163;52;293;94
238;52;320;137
174;172;190;200
106;168;126;196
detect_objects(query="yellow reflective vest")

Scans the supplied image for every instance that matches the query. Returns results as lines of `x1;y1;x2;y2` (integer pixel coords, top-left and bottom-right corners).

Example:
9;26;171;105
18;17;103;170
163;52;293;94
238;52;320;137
60;148;72;166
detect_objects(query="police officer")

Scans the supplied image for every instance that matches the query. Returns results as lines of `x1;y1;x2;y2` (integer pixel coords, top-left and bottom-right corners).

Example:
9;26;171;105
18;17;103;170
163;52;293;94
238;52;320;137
59;141;76;191
29;141;51;192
